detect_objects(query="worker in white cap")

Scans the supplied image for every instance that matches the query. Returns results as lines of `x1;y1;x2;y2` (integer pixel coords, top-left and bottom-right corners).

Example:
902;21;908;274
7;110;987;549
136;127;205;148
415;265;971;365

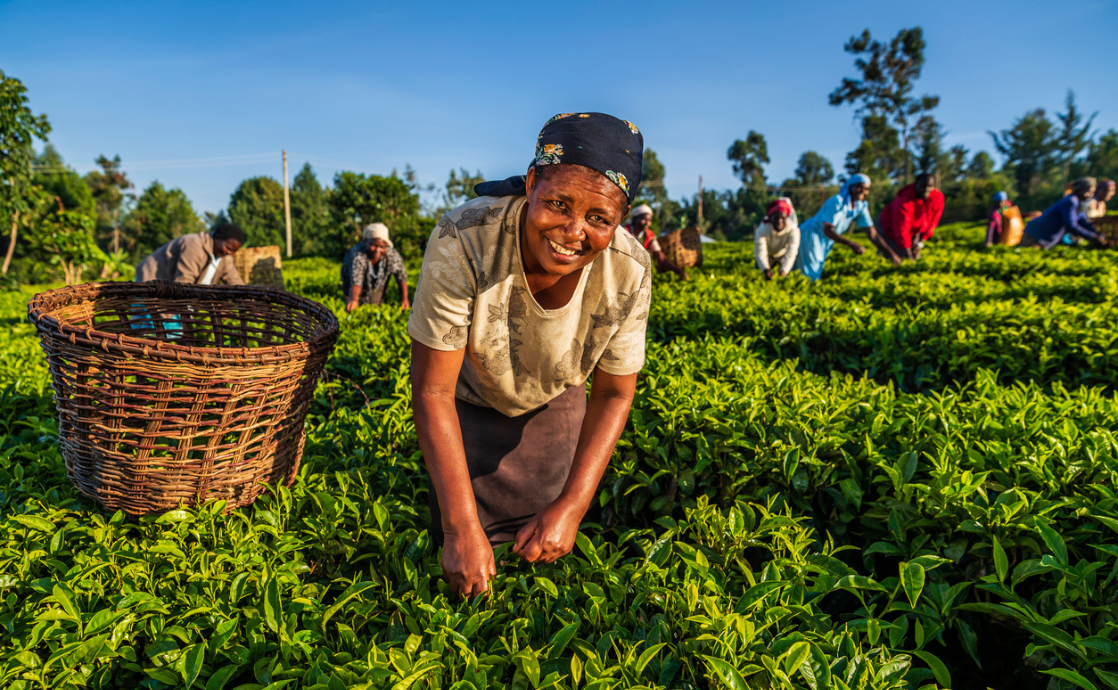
342;222;410;312
620;204;688;279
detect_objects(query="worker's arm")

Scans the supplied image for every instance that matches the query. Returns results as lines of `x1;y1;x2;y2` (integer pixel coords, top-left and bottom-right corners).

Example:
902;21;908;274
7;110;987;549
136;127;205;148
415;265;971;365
823;223;865;254
864;225;902;266
921;192;945;241
398;277;410;310
411;340;494;599
345;252;366;312
778;229;800;277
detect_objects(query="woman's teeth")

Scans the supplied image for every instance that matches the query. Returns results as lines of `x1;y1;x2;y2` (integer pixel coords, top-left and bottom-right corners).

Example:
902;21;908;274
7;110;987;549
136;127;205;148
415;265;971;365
548;238;578;256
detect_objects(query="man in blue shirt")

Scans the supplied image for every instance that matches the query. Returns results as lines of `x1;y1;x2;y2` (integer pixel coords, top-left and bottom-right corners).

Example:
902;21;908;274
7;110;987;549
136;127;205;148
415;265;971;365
1021;178;1112;250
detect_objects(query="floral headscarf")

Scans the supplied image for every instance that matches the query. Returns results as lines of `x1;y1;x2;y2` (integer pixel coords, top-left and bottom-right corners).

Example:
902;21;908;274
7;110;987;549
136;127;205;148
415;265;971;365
474;112;645;204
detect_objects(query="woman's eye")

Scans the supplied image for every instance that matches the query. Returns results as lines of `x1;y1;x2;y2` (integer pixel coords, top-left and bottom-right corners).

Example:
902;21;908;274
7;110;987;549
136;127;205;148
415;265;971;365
549;200;566;211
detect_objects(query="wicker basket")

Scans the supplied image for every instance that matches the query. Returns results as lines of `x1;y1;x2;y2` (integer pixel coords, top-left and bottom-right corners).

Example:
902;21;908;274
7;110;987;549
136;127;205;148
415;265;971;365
233;245;285;289
658;226;704;268
27;281;339;515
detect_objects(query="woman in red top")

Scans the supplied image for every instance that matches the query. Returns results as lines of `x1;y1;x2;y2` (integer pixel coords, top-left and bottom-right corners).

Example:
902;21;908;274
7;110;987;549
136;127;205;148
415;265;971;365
878;173;945;261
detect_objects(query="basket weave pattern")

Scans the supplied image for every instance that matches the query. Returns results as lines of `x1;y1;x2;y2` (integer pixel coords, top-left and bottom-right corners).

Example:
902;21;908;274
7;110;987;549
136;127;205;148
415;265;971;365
658;227;704;268
28;281;339;515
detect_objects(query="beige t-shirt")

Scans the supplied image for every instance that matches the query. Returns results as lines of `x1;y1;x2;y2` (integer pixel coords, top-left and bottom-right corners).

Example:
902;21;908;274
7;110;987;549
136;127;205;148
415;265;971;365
408;195;651;417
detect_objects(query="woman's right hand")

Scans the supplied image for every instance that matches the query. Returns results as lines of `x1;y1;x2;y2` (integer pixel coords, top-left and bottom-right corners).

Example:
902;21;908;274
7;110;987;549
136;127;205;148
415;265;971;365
441;524;496;600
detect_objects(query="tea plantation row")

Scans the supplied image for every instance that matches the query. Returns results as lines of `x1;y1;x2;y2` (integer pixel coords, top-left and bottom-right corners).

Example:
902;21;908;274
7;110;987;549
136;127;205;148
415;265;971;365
1;221;1116;689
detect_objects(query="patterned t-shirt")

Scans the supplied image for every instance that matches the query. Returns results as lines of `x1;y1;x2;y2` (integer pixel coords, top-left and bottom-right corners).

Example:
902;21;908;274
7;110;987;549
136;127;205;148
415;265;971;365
408;195;651;417
341;244;407;303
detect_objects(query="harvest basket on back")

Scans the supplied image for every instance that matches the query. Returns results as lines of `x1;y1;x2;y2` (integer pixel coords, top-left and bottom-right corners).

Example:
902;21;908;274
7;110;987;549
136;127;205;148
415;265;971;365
658;226;704;268
1000;205;1025;246
28;281;339;515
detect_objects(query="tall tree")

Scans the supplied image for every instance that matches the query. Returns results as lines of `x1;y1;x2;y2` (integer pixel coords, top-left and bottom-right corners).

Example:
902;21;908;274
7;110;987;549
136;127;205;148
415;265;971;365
941;145;969;183
844;114;905;181
989;108;1060;205
32;145;96;215
289;163;330;255
793;151;835;186
1054;90;1096;182
441;168;484;215
829;27;940;183
120;181;206;257
912;115;944;176
967;151;995;179
84;155;135;253
329;171;421;257
0;69;51;274
638;149;668;206
727;132;769;189
1085;129;1118;181
228;176;286;248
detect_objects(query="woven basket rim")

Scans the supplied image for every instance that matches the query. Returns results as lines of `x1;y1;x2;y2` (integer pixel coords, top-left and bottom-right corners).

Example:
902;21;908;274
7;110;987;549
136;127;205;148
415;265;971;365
28;280;339;366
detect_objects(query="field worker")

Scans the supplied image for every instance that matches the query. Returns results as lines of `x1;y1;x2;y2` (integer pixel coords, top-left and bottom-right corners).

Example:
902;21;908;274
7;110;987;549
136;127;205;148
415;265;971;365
409;112;650;599
1086;179;1116;219
985;191;1011;248
877;173;945;261
794;173;878;281
135;222;246;285
1021;177;1112;249
754;197;800;280
342;222;410;312
622;204;688;279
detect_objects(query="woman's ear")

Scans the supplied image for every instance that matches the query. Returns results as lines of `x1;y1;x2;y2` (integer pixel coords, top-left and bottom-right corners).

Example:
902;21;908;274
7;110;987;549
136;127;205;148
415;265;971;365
525;166;538;196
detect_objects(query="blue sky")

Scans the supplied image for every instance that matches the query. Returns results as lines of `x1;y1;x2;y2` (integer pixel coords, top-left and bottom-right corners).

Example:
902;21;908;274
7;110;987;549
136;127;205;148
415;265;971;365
3;0;1117;214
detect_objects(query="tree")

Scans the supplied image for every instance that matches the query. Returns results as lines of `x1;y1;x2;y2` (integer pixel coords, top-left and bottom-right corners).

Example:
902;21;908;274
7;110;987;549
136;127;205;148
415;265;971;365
989;108;1060;206
1054;90;1096;182
120;181;206;257
228;176;286;248
441;168;484;215
844;114;905;181
793;151;835;186
829;27;940;183
329;171;422;258
84;154;135;253
967;151;995;179
1085;129;1118;181
727;132;769;189
31;144;96;212
639;149;668;207
0;69;51;275
941;145;969;184
912;115;944;176
289;163;331;255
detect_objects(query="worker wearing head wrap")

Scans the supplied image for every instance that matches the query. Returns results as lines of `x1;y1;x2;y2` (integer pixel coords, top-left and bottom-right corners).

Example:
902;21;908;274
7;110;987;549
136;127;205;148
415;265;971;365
410;112;649;599
621;204;688;279
136;223;247;285
794;174;877;281
1086;179;1116;219
754;197;800;280
1021;177;1112;249
877;173;945;261
986;191;1011;248
342;222;409;311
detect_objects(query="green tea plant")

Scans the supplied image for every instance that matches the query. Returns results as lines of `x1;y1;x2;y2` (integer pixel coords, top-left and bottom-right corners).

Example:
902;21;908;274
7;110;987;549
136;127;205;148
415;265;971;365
1;220;1116;689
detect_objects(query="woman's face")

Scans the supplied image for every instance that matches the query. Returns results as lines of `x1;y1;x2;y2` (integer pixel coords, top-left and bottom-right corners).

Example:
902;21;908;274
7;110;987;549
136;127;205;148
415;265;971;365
365;238;388;263
850;183;869;201
213;238;242;257
770;212;787;231
521;164;629;277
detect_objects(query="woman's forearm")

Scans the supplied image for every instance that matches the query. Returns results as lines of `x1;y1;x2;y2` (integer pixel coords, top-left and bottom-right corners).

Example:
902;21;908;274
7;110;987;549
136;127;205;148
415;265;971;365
413;393;481;534
558;382;635;513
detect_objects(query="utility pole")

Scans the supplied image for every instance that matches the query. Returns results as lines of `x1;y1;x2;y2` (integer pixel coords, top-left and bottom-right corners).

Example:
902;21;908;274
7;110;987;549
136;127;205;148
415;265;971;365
282;150;292;258
697;175;703;227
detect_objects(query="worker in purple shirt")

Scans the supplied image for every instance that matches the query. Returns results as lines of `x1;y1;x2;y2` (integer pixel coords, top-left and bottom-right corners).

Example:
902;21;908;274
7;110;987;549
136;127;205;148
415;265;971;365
1021;177;1112;249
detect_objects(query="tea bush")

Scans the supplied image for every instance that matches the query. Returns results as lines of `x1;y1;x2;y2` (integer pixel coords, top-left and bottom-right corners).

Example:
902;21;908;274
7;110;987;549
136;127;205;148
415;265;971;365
1;221;1116;689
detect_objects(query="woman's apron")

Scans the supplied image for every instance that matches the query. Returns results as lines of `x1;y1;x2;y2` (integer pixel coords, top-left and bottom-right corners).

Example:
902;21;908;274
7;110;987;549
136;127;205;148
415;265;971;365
427;383;587;545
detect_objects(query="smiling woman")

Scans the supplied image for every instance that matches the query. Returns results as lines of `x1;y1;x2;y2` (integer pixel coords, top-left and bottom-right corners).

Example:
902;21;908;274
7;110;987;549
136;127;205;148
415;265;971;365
407;112;650;599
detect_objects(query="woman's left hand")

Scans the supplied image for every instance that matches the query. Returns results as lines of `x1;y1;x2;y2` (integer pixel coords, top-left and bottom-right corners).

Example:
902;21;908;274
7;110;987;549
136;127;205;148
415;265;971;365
512;498;585;564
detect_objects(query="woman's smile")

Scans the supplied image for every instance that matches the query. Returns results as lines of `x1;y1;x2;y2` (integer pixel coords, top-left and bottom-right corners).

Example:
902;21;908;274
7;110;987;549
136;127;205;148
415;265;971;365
546;236;582;261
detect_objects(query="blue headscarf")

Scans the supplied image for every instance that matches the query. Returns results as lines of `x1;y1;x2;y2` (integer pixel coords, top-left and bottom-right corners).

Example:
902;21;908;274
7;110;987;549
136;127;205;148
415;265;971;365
839;174;871;205
992;191;1008;204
